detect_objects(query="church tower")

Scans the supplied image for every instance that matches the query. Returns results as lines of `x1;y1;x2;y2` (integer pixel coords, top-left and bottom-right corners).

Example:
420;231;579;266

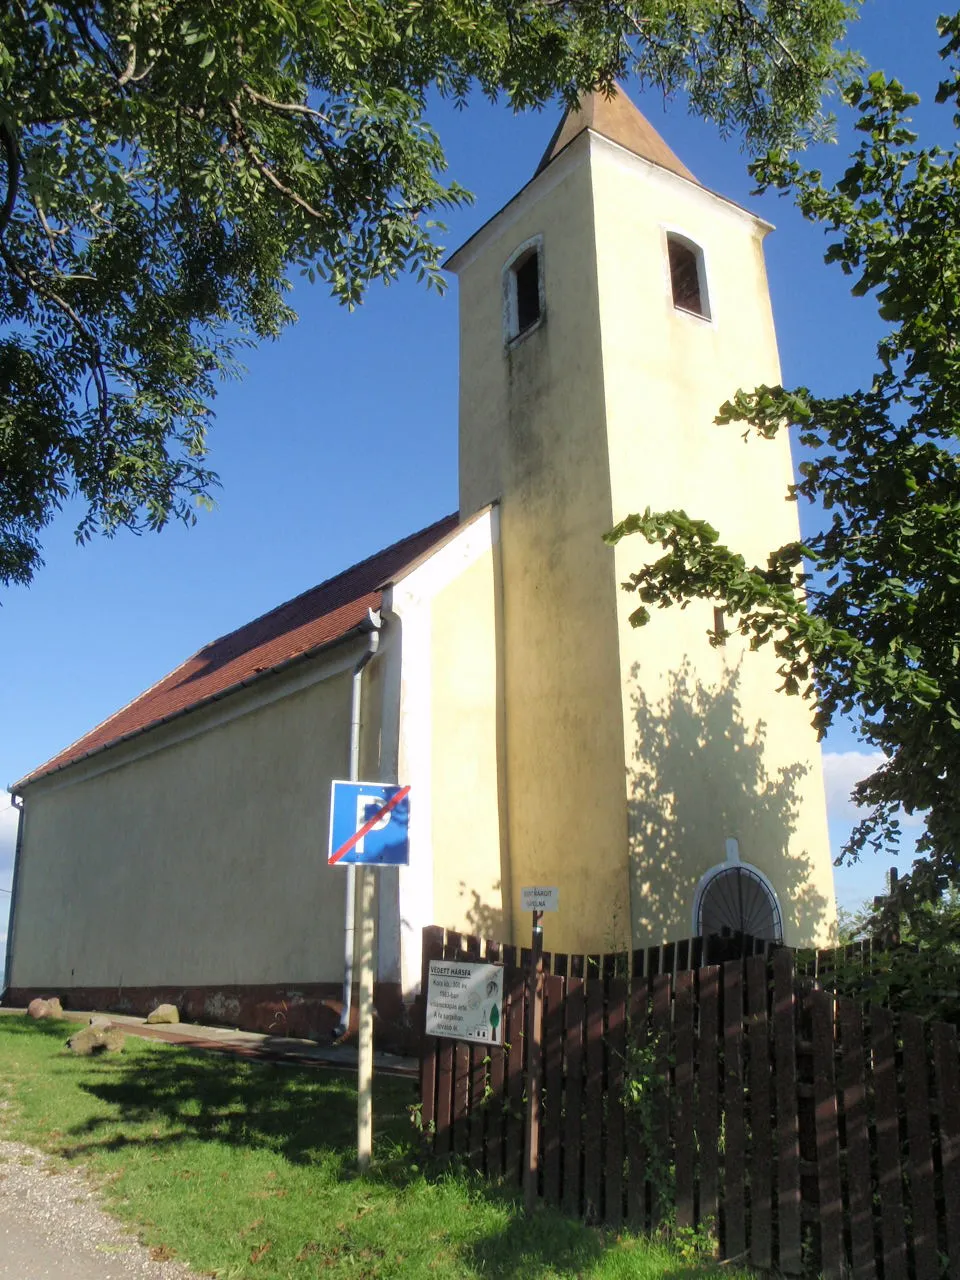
446;88;836;953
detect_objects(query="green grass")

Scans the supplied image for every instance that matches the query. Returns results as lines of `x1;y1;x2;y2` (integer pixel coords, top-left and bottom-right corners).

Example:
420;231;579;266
0;1016;753;1278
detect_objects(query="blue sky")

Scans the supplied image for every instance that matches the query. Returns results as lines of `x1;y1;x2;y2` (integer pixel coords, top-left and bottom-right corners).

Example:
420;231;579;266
0;0;950;953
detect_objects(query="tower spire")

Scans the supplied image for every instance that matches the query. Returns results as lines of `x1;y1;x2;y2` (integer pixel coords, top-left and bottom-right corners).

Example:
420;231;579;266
535;85;698;185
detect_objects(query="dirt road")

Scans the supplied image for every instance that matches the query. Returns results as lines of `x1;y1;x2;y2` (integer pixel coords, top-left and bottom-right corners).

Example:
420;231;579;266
0;1139;198;1280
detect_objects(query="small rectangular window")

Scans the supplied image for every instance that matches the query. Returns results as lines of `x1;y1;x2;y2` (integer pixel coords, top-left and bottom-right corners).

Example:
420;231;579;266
667;235;707;317
515;251;541;334
503;237;545;346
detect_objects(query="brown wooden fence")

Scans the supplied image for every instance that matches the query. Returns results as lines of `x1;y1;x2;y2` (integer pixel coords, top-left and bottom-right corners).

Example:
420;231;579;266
418;925;960;1279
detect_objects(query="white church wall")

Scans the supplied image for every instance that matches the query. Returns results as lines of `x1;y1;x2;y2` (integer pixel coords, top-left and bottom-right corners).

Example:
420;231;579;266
10;649;367;990
385;507;505;994
452;136;634;956
590;133;836;946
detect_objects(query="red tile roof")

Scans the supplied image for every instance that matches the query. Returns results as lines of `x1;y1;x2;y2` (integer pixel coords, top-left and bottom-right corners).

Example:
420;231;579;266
16;513;459;789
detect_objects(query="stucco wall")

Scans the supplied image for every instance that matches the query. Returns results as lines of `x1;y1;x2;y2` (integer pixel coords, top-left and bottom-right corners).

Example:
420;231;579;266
590;136;835;946
10;650;376;989
429;542;506;938
455;141;632;956
386;510;505;991
452;128;835;954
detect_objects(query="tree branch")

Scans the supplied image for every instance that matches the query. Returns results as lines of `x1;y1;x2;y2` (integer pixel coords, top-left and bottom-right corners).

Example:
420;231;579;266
117;42;138;87
32;195;60;259
0;245;109;425
226;100;331;222
241;85;335;128
0;121;20;240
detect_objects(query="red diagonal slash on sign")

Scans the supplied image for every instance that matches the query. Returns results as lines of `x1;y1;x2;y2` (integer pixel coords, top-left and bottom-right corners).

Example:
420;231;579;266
329;785;411;865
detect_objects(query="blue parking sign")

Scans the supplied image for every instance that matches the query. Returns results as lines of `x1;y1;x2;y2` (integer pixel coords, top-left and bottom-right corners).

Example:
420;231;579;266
328;780;410;866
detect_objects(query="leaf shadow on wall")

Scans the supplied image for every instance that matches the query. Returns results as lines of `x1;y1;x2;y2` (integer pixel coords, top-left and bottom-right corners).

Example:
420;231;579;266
459;882;504;943
627;659;830;947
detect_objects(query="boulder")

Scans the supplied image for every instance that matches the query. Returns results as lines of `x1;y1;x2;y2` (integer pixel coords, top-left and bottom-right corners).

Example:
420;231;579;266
145;1003;180;1025
66;1026;125;1056
27;997;63;1019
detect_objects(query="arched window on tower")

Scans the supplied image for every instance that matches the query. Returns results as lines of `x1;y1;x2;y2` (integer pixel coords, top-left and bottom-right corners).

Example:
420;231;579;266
503;236;544;345
694;862;782;943
667;234;709;319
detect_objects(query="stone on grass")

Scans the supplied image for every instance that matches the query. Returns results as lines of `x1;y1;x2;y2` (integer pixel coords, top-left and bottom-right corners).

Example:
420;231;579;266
27;997;63;1019
67;1026;126;1056
145;1003;179;1025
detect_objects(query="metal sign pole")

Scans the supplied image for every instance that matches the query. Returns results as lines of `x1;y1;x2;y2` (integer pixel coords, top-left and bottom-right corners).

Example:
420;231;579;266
523;908;544;1211
328;779;412;1173
357;863;377;1170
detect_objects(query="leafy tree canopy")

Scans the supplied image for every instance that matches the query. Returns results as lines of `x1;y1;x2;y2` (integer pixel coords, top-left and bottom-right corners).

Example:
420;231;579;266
0;0;857;587
606;10;960;932
834;887;960;1024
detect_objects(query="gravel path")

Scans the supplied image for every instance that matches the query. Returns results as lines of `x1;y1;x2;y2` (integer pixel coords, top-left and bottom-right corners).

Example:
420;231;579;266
0;1139;202;1279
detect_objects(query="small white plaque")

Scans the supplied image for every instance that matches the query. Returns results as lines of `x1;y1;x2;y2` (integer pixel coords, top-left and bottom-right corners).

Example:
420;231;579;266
521;886;559;913
425;960;503;1045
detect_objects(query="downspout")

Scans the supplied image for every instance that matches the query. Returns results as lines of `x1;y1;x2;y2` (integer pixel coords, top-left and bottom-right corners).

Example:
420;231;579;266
3;794;24;999
335;610;382;1040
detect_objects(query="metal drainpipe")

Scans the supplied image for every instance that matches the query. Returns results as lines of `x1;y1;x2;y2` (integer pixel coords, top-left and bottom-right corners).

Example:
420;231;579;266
335;611;382;1041
3;795;24;998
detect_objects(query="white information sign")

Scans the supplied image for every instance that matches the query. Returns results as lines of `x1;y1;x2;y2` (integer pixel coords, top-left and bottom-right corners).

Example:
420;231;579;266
425;960;503;1045
521;886;559;913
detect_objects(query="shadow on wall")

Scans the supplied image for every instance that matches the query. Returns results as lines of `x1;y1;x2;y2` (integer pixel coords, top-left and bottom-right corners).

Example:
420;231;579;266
459;884;504;943
627;659;829;947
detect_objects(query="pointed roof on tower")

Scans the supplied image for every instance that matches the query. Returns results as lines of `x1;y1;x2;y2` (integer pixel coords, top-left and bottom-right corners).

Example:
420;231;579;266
535;85;698;185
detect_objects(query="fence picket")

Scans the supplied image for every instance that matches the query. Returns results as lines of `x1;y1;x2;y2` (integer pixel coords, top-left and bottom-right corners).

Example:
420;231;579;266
745;955;772;1270
674;970;695;1230
696;965;720;1233
773;948;802;1275
504;944;525;1185
466;934;485;1172
722;961;745;1260
649;974;672;1233
542;974;564;1206
901;1014;938;1278
432;929;457;1160
933;1021;960;1275
810;990;843;1278
445;933;470;1157
562;976;584;1218
626;977;648;1231
838;998;874;1280
484;939;505;1178
419;926;444;1154
605;979;627;1229
872;1005;908;1280
583;979;605;1222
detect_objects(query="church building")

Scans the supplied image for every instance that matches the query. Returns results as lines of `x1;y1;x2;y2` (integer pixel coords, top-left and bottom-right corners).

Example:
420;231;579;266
4;88;836;1040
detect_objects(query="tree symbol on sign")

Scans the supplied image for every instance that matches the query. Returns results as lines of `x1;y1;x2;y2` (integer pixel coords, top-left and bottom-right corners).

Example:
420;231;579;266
489;1004;500;1036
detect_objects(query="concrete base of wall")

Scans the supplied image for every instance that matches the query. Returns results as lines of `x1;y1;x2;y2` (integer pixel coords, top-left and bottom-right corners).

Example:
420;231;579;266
4;982;417;1053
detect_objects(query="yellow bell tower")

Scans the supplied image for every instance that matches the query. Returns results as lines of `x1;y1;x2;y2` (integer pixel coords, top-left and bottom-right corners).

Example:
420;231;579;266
446;88;836;952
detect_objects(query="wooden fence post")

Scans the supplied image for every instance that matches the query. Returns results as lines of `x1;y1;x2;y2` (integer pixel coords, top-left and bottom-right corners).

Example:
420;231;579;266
524;922;544;1211
772;948;802;1275
419;926;444;1156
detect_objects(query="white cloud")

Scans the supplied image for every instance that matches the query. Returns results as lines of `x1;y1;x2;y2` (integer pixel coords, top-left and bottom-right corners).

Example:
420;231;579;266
822;750;885;824
822;750;924;830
